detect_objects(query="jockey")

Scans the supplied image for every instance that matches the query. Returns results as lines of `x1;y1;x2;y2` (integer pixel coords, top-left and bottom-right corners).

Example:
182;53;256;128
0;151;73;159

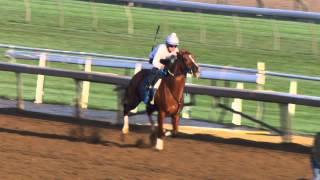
144;32;180;104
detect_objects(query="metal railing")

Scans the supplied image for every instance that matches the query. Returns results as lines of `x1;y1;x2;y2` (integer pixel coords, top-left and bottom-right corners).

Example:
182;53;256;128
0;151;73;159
1;61;320;141
117;0;320;22
1;43;320;82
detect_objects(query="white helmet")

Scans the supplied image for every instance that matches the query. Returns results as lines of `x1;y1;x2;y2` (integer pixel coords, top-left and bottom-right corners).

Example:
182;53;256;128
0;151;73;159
166;33;179;46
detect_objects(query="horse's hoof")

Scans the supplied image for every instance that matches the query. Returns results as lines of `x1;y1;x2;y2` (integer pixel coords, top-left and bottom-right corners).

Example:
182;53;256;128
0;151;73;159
164;130;172;137
135;138;146;148
155;138;164;151
122;128;129;134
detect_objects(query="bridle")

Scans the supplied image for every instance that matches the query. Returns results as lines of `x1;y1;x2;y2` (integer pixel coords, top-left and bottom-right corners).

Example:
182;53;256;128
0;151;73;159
164;52;199;113
167;53;199;77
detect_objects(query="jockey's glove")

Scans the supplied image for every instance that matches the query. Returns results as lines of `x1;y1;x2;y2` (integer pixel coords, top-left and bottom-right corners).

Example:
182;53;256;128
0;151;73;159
159;68;168;77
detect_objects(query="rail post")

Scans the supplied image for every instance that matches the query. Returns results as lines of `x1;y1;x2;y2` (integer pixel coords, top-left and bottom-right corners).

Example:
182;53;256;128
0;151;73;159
116;86;125;125
34;53;47;104
232;82;244;125
16;72;24;110
24;0;31;23
272;20;280;50
279;103;292;142
182;73;193;118
91;0;98;30
57;0;64;27
7;49;17;63
80;56;92;109
209;80;217;120
233;15;242;48
218;81;231;123
256;62;266;127
75;80;83;119
288;81;298;117
125;5;134;34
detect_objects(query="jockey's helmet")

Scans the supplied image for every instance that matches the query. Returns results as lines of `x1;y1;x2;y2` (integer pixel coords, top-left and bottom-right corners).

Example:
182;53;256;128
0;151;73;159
166;33;179;46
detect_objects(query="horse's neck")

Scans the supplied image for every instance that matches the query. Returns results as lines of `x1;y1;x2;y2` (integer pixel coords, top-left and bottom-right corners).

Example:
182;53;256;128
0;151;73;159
165;75;186;102
162;58;187;101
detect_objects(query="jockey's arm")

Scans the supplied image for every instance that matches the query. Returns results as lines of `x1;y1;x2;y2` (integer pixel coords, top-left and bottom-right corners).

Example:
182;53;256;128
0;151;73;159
152;46;166;69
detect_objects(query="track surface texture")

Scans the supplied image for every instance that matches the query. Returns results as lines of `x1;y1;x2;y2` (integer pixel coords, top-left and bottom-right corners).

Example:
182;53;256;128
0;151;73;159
0;109;313;179
0;1;317;178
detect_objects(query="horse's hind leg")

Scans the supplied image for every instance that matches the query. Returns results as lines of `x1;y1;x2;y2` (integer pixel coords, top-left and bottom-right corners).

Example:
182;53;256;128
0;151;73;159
122;101;139;134
122;103;130;134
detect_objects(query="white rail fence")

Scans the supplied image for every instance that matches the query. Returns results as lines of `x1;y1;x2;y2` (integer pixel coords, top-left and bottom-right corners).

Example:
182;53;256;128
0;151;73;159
3;46;265;125
118;0;320;22
3;44;320;126
1;62;320;142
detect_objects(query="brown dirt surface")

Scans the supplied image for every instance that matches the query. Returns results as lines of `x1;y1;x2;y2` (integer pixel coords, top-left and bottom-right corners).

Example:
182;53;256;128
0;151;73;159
0;109;314;179
189;0;320;12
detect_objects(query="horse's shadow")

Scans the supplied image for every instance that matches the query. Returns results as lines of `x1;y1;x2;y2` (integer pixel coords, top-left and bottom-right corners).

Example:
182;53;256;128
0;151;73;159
174;132;311;154
0;108;312;153
0;108;152;149
0;125;152;149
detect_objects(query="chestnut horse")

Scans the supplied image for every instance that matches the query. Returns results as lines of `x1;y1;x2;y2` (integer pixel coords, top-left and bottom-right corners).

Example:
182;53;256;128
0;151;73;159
122;50;200;150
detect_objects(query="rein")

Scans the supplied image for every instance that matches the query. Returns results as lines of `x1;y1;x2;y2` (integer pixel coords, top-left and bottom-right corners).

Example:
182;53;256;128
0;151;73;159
164;55;189;112
167;70;186;77
166;79;184;114
166;55;189;77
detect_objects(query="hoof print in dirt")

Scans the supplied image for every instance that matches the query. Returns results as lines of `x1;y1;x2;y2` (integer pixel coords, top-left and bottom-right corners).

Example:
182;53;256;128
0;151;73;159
120;133;126;142
135;138;148;148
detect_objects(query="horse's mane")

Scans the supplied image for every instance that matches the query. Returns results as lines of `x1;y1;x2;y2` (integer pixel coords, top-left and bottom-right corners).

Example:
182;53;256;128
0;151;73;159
178;49;191;56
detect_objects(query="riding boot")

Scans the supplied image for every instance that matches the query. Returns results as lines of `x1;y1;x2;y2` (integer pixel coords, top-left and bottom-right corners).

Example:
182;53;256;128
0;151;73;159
143;88;151;104
149;87;157;105
143;68;161;104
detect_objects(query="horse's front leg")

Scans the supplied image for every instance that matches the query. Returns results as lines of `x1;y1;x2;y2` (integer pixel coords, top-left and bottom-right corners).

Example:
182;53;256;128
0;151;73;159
171;114;180;137
155;111;165;150
122;104;130;134
146;104;157;133
147;114;155;132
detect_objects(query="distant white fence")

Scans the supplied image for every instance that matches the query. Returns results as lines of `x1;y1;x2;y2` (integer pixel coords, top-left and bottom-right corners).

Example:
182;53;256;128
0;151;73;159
119;0;320;22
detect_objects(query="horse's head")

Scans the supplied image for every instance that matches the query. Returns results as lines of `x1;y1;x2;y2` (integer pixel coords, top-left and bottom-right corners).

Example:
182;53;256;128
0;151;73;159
173;50;200;78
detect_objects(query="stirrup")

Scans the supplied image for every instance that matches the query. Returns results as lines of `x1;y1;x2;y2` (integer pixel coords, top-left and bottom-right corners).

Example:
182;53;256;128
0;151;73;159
150;94;155;105
143;94;150;104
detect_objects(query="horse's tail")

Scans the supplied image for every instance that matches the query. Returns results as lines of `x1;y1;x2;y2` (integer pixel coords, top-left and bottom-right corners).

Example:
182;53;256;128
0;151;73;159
122;87;129;104
113;86;128;104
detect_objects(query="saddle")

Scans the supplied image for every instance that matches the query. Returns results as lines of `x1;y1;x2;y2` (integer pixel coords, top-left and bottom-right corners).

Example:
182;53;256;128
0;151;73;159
140;69;164;104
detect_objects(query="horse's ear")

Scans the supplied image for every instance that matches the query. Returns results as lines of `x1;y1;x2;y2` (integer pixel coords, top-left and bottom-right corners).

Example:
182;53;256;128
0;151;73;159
179;49;187;55
177;49;186;57
178;49;191;58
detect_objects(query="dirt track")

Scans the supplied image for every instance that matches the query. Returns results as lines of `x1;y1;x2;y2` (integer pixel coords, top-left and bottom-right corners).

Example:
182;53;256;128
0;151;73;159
0;110;313;179
0;1;317;178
